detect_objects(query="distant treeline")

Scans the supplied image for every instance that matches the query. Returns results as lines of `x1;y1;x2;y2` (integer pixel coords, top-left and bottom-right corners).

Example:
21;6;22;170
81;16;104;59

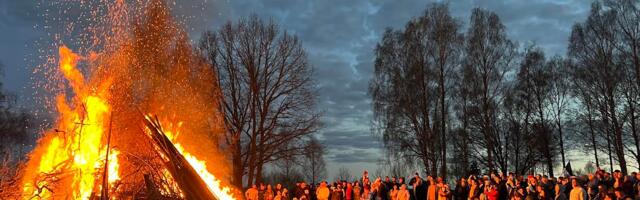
369;0;640;178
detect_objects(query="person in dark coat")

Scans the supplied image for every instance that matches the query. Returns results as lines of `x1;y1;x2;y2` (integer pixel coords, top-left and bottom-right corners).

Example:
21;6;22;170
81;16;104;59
408;173;426;200
380;181;389;200
496;177;508;200
454;178;470;200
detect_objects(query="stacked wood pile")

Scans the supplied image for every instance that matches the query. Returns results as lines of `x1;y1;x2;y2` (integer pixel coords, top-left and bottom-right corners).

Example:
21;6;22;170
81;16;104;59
142;115;217;200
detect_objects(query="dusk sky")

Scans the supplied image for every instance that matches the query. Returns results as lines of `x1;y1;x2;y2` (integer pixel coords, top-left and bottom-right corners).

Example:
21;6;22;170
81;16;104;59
0;0;592;178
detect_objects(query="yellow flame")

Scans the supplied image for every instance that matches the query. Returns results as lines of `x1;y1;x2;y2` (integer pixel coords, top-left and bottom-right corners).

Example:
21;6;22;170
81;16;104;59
106;150;120;187
73;96;109;199
162;122;236;200
22;46;118;199
95;149;120;198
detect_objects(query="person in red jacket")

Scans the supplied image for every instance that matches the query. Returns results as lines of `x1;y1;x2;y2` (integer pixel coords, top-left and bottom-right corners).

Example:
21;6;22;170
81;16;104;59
346;182;354;200
484;182;499;200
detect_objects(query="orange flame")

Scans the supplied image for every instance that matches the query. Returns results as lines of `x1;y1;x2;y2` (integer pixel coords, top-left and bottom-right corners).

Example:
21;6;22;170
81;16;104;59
155;119;236;200
21;46;119;199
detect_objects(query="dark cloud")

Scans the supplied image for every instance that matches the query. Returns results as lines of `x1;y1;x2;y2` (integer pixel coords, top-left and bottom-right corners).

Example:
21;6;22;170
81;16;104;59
0;0;592;178
328;148;384;163
321;129;380;151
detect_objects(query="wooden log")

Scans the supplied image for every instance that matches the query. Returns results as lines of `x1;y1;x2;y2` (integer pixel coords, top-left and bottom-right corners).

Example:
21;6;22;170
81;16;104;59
142;115;217;200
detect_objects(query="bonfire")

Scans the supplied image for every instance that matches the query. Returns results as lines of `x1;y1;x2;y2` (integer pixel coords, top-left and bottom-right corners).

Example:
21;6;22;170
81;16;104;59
15;0;238;199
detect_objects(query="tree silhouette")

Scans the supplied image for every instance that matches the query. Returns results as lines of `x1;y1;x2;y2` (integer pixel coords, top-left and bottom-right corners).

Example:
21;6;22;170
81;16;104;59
198;16;320;187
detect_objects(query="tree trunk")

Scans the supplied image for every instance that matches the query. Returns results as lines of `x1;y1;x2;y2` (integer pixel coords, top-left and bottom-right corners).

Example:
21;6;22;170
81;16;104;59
460;96;470;176
600;100;615;172
538;99;553;177
557;117;566;168
486;134;495;173
247;161;256;186
503;131;509;174
255;161;264;184
246;134;258;185
462;129;470;176
607;130;614;173
614;127;628;174
482;77;495;173
481;63;499;174
432;159;438;177
439;60;447;179
255;137;265;184
634;40;640;92
232;136;244;188
546;156;554;177
514;122;521;174
586;104;600;168
609;94;628;174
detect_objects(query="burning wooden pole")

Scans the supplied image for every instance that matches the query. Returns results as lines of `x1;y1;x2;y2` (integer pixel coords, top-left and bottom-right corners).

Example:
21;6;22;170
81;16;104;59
100;113;113;200
142;114;217;200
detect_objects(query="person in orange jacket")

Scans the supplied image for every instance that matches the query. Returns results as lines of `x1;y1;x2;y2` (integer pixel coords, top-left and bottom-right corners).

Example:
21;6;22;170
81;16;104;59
246;184;260;200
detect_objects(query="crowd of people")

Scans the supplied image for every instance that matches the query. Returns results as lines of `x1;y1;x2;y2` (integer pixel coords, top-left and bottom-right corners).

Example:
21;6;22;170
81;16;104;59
245;169;640;200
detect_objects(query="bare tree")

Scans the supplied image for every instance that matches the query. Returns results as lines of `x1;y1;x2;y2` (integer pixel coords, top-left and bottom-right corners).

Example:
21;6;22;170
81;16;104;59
369;3;462;178
515;47;556;176
301;138;326;185
371;27;439;175
198;16;320;187
461;8;516;173
569;2;629;174
451;56;475;176
503;87;542;175
427;4;464;178
570;57;606;169
547;57;572;167
605;0;640;169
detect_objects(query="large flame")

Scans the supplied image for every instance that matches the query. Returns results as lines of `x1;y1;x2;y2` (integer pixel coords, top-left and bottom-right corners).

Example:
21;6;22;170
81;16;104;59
21;0;235;199
22;46;119;199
